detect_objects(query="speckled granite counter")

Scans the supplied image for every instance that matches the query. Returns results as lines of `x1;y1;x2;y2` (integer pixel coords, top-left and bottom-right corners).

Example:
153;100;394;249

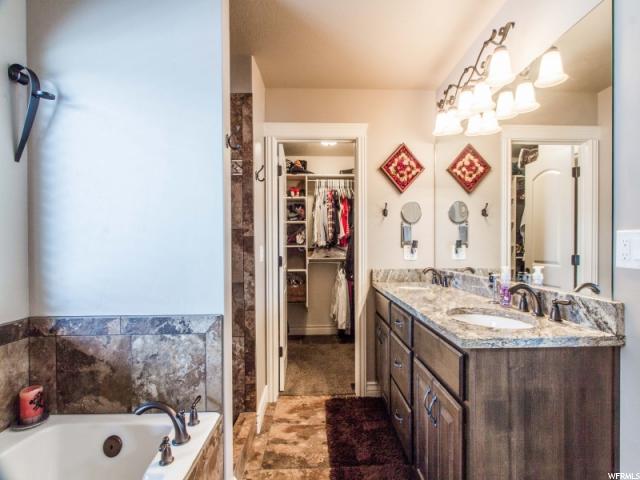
373;282;625;349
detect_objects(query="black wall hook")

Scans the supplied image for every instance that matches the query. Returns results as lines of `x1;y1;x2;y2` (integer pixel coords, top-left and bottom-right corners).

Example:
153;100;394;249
481;203;489;217
8;64;56;162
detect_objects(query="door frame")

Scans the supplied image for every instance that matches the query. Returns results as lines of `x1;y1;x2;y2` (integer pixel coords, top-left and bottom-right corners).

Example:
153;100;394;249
500;125;600;286
264;122;368;404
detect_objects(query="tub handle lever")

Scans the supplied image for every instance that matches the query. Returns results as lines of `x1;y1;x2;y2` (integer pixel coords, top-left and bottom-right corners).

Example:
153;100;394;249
189;395;202;426
159;436;174;466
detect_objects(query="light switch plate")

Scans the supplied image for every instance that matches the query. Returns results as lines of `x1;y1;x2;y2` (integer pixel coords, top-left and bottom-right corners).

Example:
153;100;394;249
616;230;640;269
403;245;418;261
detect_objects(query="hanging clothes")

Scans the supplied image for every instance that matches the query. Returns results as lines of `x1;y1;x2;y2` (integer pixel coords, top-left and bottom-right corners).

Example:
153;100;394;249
312;179;354;250
330;266;350;331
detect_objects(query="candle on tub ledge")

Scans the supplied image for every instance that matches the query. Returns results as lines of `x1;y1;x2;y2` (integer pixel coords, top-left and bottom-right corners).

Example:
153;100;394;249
19;385;45;425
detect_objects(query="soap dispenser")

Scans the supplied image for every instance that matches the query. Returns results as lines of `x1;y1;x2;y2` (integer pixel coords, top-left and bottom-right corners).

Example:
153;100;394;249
500;266;512;307
532;265;544;286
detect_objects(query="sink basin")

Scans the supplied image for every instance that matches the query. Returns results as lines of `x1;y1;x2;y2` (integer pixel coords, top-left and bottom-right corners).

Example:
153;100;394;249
449;312;534;330
397;286;430;292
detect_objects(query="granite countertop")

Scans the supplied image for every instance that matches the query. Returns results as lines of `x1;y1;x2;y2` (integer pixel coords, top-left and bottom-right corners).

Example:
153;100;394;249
373;282;625;349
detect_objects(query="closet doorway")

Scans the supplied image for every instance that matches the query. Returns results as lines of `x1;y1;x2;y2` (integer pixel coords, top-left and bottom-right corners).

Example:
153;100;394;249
264;123;367;405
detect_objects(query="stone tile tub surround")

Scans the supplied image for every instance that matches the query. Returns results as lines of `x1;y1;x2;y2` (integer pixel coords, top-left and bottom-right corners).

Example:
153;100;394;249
374;281;624;349
371;268;624;337
0;315;223;432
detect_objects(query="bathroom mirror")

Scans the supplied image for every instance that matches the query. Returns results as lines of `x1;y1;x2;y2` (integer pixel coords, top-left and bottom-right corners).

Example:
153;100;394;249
448;201;469;224
433;0;613;297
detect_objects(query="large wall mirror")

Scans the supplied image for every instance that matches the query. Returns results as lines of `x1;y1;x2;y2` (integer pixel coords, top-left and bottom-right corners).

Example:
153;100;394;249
434;0;613;298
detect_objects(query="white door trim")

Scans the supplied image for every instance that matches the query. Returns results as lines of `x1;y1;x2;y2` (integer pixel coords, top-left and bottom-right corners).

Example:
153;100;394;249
264;122;368;402
500;125;600;285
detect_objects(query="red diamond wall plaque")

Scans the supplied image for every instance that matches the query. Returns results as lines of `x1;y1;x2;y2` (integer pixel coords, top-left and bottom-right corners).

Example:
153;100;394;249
447;144;491;193
380;143;424;193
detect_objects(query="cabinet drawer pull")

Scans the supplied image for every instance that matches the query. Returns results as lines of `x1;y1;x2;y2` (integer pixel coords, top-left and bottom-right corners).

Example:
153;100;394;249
429;395;439;427
394;319;404;327
393;410;404;423
393;359;403;369
423;386;433;414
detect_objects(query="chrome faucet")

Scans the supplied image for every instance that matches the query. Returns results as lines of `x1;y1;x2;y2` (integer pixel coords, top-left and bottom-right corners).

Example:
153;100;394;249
509;283;544;317
574;282;601;295
134;401;191;445
462;267;476;274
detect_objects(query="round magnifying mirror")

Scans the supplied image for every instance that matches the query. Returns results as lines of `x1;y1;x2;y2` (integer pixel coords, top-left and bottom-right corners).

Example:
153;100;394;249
448;201;469;224
401;201;422;224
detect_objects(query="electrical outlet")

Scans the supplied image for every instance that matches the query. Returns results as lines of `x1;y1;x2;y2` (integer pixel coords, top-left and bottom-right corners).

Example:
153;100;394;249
616;230;640;269
451;244;467;260
404;245;418;261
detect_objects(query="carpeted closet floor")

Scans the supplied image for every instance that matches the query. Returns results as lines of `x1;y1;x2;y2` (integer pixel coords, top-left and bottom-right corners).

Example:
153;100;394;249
283;336;355;396
243;396;415;479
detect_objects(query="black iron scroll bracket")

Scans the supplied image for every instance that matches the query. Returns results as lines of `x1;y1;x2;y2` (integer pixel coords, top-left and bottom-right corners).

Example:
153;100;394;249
7;63;56;162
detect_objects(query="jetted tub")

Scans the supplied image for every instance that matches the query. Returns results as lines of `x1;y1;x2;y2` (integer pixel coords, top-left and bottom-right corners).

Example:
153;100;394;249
0;412;221;480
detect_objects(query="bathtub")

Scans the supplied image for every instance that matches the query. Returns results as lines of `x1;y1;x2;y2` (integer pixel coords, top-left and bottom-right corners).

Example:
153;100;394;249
0;411;221;480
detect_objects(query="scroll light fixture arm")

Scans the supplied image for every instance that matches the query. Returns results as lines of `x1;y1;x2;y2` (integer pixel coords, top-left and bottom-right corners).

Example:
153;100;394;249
7;63;56;162
436;21;515;110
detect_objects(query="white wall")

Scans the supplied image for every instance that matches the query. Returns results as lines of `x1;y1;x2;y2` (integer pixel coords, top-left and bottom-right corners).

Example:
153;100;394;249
434;135;502;269
598;86;613;299
0;0;29;325
266;88;435;380
615;0;640;471
251;57;268;410
27;0;225;316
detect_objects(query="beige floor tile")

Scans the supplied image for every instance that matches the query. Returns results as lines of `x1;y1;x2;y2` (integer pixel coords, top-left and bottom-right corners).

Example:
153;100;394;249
273;396;330;425
262;423;329;469
244;468;332;480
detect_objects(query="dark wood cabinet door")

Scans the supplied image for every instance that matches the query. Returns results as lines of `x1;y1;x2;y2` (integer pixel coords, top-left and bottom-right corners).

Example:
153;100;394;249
375;314;390;408
414;359;463;480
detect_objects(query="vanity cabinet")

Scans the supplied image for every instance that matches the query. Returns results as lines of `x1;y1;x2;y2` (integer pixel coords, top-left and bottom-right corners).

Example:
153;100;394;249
374;287;619;480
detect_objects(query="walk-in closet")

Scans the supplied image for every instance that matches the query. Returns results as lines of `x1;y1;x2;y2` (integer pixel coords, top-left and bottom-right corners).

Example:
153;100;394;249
278;140;356;396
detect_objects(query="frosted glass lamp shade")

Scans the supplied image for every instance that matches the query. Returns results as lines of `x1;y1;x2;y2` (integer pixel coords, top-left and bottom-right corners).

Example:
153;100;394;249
479;110;502;135
445;109;463;135
486;46;516;88
465;114;483;136
514;81;540;113
495;90;518;120
535;46;569;88
433;111;448;136
457;88;474;119
472;81;495;113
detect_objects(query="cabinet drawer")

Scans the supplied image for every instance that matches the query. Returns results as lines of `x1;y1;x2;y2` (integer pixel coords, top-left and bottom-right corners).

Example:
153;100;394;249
390;303;413;347
375;291;390;324
414;321;464;399
390;331;412;402
391;379;413;463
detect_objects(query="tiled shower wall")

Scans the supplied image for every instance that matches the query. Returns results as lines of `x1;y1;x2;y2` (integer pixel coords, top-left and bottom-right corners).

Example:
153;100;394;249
230;93;256;419
0;315;222;431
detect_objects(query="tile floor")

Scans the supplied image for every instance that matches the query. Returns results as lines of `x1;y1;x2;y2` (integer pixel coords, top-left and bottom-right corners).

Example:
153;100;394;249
243;396;413;480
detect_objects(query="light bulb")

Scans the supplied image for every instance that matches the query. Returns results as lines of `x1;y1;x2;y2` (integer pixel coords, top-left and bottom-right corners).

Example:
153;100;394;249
456;88;474;119
486;46;516;88
535;46;569;88
495;90;517;120
472;81;495;113
465;114;483;137
514;81;540;114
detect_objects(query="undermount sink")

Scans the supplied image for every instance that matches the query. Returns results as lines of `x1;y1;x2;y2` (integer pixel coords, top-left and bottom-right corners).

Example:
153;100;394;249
448;310;535;330
397;285;430;292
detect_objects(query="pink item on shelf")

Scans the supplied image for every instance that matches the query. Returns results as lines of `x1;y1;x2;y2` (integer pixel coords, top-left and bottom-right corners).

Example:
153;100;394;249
19;385;45;425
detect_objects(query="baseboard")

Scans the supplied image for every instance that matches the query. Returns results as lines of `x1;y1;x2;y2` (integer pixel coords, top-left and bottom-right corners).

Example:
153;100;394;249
288;324;338;336
365;380;381;397
256;388;269;434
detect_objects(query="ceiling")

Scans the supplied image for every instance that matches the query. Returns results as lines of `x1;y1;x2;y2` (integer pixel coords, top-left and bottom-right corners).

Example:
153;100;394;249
283;141;355;157
230;0;507;89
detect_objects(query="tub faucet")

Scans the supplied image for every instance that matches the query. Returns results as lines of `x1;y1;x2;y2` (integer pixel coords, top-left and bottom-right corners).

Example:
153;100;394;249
509;284;544;317
134;401;191;445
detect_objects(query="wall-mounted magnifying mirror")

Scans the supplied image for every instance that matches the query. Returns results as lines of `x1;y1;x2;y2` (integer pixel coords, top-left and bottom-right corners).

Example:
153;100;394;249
400;201;422;246
448;201;469;224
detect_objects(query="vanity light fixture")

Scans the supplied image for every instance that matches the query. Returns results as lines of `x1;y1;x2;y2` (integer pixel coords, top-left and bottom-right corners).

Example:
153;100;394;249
433;109;464;137
495;90;518;120
535;46;569;88
471;81;496;113
464;114;483;136
486;45;516;88
479;110;502;135
456;87;474;119
514;80;540;113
